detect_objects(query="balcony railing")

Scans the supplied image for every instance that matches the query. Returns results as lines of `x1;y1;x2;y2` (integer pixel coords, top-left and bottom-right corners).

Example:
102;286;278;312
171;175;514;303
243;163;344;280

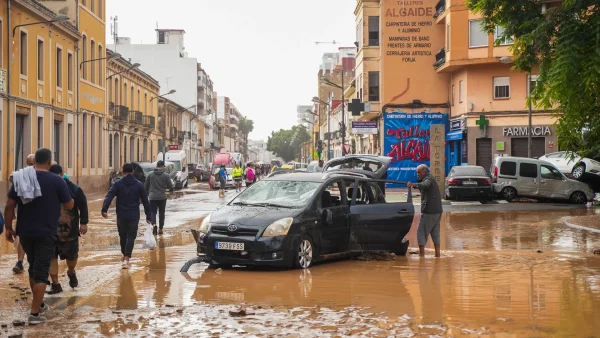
116;106;129;121
109;102;115;113
433;47;446;68
129;110;143;125
142;115;156;129
434;0;446;18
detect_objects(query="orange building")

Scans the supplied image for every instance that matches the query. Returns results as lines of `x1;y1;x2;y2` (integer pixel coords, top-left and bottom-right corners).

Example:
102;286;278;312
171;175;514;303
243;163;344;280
353;0;560;171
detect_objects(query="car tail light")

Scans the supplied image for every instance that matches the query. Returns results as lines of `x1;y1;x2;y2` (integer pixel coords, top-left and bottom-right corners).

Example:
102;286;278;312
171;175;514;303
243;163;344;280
494;166;499;183
448;179;460;186
479;178;491;185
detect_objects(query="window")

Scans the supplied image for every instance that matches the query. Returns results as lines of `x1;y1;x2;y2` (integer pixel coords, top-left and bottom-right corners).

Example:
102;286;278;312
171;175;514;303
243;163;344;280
37;117;43;149
130;86;134;109
319;180;343;208
356;19;363;49
20;31;28;76
469;19;488;48
446;23;450;51
83;114;87;168
123;136;127;162
493;77;510;99
528;74;539;96
56;47;63;88
459;80;464;102
68;123;73;167
90;40;96;83
98;45;103;82
368;16;379;46
37;39;43;81
494;25;514;45
0;19;3;68
144;93;148;113
67;52;73;91
98;117;102;168
368;71;379;101
109;133;113;168
137;89;140;110
54;121;61;164
500;161;517;176
519;163;538;178
541;165;563;180
91;116;95;168
98;0;103;19
82;36;87;80
123;82;127;106
451;85;455;106
158;31;165;44
90;0;95;14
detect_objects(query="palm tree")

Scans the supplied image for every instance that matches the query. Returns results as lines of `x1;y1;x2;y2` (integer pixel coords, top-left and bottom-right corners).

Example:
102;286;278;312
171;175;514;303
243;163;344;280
238;117;254;160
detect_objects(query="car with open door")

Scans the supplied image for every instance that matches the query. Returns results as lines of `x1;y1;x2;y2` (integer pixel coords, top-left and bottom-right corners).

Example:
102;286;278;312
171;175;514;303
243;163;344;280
192;172;414;269
323;155;391;179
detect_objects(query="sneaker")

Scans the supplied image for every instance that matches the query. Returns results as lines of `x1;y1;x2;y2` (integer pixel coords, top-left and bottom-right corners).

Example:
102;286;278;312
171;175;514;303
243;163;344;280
46;283;63;295
39;303;50;314
121;260;129;269
28;314;47;325
67;271;78;288
12;261;24;274
153;225;158;236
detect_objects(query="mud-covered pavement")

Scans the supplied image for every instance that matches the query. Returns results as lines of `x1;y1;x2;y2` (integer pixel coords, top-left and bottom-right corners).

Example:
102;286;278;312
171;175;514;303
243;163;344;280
1;184;600;337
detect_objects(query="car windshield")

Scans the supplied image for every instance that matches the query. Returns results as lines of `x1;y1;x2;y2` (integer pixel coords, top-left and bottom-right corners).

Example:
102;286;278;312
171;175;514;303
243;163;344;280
231;180;321;208
452;167;488;176
171;160;182;171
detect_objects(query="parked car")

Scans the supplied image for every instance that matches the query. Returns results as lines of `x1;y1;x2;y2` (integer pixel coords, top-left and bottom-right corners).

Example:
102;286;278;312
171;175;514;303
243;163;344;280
111;162;147;186
538;151;600;181
157;151;189;189
194;164;210;181
444;166;492;201
193;172;414;269
324;155;391;194
492;156;594;204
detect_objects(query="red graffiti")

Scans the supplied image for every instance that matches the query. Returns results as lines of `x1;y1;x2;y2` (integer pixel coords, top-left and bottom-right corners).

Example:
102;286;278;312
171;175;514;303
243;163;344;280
387;125;430;140
387;139;430;162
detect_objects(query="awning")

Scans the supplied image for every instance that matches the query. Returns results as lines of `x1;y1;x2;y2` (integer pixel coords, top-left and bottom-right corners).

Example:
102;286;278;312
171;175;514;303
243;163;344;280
447;130;464;141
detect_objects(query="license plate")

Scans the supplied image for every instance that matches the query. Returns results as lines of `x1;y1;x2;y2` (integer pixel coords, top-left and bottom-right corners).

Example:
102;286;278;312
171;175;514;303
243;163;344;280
463;181;477;185
215;242;244;251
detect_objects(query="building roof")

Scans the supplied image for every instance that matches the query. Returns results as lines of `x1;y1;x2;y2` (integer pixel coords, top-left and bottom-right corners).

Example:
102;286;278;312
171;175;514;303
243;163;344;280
22;0;79;37
155;28;186;33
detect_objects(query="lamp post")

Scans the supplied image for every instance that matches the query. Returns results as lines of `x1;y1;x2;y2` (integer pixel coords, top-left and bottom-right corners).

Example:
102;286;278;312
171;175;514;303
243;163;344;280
320;73;346;157
312;96;332;159
500;56;533;158
12;14;69;37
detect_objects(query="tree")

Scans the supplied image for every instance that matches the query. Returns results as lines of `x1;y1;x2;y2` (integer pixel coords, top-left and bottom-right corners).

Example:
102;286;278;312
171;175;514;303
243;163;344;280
238;117;254;160
267;125;311;162
468;0;600;157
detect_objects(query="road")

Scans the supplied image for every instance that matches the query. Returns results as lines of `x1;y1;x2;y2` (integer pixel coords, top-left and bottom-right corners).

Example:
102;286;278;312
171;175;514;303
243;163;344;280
0;182;599;337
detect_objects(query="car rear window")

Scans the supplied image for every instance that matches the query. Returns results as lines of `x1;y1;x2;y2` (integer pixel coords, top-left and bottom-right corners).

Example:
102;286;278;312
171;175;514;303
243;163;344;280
519;163;538;178
452;167;488;176
500;161;517;176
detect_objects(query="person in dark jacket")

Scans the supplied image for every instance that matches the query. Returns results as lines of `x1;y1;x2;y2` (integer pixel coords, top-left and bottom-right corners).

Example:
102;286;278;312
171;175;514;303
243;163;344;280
144;161;174;235
47;165;88;294
408;164;443;258
101;163;152;268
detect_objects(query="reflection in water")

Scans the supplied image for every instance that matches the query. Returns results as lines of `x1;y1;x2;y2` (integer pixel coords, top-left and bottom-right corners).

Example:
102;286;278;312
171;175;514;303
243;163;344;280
418;259;443;323
116;270;138;310
145;238;171;307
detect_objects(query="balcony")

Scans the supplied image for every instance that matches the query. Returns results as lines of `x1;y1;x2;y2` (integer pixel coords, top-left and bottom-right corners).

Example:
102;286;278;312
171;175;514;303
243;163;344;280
433;0;445;19
192;133;198;142
433;48;446;68
129;110;143;125
142;115;156;129
109;102;115;113
170;126;178;140
115;106;129;121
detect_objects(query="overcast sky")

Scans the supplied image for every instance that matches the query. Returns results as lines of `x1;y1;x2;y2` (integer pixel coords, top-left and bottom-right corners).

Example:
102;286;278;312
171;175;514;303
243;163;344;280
106;0;356;140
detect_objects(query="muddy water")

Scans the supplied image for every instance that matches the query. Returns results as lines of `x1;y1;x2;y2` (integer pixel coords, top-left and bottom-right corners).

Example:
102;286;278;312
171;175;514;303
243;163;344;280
2;197;600;336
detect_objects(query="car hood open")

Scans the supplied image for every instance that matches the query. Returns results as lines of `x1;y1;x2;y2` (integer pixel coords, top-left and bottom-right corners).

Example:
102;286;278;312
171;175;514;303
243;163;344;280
210;205;302;227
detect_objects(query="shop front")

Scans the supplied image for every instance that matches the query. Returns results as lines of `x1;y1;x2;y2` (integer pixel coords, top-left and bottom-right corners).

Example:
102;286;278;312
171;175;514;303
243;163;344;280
447;118;468;168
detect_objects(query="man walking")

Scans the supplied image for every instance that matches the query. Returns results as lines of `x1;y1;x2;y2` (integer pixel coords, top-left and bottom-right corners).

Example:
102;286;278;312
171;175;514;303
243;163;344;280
4;149;74;324
408;164;443;258
101;163;152;268
11;154;35;274
47;165;88;294
144;161;174;235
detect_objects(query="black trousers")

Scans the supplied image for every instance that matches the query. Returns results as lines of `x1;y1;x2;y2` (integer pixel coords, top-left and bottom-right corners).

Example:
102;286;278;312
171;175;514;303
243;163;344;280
117;219;139;258
150;199;167;228
20;236;57;285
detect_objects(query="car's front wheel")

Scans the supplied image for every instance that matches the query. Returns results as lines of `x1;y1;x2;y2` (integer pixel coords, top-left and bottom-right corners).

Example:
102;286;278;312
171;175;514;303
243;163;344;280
501;187;517;202
570;191;587;205
394;238;410;256
571;164;586;181
294;236;315;269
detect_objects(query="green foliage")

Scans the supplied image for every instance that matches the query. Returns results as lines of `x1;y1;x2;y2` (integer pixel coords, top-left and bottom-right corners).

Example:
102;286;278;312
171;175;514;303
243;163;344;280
468;0;600;158
238;117;254;158
267;125;311;162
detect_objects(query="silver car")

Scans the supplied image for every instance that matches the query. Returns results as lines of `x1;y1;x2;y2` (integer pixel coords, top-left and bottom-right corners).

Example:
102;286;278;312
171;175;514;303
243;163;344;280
492;156;594;204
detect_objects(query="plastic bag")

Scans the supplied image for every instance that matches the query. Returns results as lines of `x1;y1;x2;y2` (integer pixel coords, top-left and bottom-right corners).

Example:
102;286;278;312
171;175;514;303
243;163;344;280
142;224;156;250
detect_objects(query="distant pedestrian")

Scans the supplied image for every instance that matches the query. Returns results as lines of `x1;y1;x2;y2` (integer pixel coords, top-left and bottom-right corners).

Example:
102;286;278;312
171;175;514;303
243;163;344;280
47;165;88;294
144;161;174;235
4;149;74;324
101;163;153;269
316;159;324;172
245;164;255;188
232;163;243;192
218;164;227;193
10;154;35;274
407;164;443;258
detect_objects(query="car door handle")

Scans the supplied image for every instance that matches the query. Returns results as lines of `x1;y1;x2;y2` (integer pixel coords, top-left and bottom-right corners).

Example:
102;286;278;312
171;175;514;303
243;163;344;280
398;210;411;214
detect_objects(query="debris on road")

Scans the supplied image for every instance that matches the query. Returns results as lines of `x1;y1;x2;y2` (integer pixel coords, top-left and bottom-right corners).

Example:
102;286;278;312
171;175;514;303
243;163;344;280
593;249;600;255
537;250;543;253
229;304;254;317
11;320;25;327
355;252;397;261
215;268;223;274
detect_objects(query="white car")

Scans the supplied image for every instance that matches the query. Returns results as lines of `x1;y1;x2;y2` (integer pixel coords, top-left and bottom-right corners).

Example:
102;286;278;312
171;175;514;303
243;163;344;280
538;151;600;181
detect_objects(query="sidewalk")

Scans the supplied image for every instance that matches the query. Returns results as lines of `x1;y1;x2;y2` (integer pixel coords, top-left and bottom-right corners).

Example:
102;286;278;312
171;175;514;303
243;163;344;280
563;214;600;232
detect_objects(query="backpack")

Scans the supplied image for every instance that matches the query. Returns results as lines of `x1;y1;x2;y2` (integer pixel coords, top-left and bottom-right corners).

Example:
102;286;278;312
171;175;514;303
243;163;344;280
247;168;255;181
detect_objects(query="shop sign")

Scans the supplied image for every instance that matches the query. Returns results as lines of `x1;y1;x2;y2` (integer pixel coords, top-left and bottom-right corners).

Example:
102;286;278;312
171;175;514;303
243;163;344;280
351;121;378;134
83;93;103;105
169;145;179;150
502;126;552;137
0;69;6;93
450;120;464;131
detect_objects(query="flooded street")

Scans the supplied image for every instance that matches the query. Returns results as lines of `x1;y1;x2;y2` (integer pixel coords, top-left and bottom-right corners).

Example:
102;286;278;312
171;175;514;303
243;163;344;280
1;186;600;337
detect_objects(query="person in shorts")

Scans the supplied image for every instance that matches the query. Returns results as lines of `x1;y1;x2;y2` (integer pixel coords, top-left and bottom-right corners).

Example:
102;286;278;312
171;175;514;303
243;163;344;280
3;149;74;324
47;165;89;294
407;164;443;258
218;165;227;193
232;163;243;192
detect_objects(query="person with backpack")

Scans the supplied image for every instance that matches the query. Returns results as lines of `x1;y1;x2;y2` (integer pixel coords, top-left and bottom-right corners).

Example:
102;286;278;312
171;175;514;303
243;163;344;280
245;163;256;188
47;164;89;294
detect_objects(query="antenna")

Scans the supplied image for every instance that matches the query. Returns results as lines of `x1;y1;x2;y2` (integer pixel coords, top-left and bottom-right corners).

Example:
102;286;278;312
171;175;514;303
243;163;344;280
314;40;338;45
110;16;119;45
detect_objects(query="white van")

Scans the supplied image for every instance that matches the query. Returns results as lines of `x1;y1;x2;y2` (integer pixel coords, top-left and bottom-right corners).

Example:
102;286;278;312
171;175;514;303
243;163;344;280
492;156;593;204
157;151;189;189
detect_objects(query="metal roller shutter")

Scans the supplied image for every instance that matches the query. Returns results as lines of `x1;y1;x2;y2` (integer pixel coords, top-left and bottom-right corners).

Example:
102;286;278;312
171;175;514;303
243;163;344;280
476;138;493;174
511;137;545;158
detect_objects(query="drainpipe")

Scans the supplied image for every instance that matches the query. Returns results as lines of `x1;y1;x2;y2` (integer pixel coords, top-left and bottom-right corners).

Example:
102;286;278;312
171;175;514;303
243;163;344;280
6;0;11;175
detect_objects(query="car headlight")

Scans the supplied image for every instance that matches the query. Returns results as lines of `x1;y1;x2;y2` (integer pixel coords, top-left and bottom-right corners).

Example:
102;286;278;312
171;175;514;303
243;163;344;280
262;218;293;237
199;214;212;233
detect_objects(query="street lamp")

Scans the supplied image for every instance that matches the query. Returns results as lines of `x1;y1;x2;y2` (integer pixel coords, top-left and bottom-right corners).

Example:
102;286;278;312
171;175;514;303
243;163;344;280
320;74;347;157
150;89;176;101
12;14;69;37
106;62;140;80
500;56;533;158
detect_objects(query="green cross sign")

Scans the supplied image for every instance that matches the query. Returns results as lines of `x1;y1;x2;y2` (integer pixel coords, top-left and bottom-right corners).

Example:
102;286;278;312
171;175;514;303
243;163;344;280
476;115;489;130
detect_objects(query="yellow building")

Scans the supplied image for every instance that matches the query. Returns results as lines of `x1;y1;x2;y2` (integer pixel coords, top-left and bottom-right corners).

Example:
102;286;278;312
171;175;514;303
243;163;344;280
0;0;80;202
106;49;160;171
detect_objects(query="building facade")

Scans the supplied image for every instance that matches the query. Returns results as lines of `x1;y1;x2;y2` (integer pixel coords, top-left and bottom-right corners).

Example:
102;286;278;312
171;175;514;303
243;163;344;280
106;49;159;170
